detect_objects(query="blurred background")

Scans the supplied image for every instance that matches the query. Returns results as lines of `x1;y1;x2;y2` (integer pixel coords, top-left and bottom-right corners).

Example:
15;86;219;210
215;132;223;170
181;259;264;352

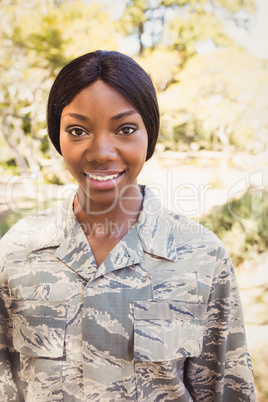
0;0;267;399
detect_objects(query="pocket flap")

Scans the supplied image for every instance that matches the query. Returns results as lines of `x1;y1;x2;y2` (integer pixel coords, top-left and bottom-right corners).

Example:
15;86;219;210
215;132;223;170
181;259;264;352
134;301;207;362
152;271;198;300
12;299;68;358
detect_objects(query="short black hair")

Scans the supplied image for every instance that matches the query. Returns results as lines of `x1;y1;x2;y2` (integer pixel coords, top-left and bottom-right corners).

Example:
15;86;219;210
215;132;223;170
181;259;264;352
47;50;159;161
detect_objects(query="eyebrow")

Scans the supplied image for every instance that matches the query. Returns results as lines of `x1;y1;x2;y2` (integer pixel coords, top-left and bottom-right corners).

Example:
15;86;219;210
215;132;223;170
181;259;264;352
110;110;138;121
62;112;89;121
62;110;138;122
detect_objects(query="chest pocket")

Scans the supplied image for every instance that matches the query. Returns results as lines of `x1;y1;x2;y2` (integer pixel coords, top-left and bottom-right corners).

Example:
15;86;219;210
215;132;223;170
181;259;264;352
12;299;68;358
133;300;207;362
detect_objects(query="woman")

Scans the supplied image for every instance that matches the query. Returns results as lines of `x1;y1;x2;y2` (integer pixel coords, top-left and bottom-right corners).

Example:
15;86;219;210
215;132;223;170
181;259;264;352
0;50;255;401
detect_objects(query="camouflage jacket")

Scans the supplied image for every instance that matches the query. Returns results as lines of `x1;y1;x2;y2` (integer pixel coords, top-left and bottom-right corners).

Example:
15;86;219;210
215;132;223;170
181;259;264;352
0;186;255;401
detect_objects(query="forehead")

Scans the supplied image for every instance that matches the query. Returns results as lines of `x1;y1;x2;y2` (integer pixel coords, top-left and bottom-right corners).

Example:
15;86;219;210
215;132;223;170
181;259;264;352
62;81;135;116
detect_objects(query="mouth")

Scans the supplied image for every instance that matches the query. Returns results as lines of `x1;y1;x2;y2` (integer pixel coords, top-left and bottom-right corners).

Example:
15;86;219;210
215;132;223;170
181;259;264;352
83;171;125;190
84;172;121;182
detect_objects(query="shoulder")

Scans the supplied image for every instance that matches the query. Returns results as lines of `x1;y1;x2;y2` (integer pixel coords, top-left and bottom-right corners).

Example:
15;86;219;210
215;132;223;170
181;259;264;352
167;210;221;246
0;201;69;261
142;185;228;261
169;212;229;262
1;205;57;237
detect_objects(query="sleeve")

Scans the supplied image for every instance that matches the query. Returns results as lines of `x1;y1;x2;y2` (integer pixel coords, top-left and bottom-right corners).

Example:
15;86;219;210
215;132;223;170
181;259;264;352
184;244;256;402
0;238;24;401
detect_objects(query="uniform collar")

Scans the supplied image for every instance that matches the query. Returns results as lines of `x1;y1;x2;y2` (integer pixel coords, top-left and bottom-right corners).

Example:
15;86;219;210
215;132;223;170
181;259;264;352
136;186;177;262
54;186;177;281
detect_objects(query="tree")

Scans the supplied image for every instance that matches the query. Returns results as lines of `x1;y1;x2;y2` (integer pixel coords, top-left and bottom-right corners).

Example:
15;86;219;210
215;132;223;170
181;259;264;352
158;46;268;158
120;0;255;56
0;0;119;177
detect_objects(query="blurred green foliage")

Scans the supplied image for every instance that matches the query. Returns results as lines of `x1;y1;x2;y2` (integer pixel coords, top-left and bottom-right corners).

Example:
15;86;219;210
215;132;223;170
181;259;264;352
0;0;267;177
201;190;268;265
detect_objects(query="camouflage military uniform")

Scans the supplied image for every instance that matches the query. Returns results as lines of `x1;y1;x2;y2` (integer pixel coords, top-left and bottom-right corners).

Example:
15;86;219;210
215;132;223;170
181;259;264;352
0;186;255;401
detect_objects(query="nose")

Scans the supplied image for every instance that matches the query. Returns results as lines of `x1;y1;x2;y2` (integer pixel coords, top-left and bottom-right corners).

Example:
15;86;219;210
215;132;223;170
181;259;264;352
86;133;117;163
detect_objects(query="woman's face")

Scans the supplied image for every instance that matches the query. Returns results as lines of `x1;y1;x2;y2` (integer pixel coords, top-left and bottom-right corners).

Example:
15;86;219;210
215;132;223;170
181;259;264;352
59;80;148;212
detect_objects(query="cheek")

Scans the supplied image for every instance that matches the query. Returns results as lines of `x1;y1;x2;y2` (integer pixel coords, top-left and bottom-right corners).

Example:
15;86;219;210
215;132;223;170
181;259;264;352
59;130;67;155
59;127;70;146
60;130;77;156
140;135;148;160
130;136;148;167
59;133;77;167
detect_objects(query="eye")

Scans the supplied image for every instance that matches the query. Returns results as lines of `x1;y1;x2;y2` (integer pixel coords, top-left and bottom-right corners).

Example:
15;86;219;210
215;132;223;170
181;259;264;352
117;126;136;136
66;127;87;137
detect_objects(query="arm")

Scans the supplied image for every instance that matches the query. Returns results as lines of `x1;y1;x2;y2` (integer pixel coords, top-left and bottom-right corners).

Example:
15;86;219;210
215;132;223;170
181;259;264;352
185;245;255;401
0;241;24;401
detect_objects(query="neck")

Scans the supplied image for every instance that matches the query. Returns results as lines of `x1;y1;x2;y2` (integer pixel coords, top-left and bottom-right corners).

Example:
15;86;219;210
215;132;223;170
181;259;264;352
74;186;143;240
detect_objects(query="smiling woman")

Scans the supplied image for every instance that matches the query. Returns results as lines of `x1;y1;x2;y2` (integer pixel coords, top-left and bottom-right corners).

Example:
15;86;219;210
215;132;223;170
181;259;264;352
0;50;256;401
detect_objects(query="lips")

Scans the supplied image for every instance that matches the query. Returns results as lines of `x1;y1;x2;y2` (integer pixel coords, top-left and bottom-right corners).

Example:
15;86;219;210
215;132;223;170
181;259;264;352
83;170;125;190
84;172;120;182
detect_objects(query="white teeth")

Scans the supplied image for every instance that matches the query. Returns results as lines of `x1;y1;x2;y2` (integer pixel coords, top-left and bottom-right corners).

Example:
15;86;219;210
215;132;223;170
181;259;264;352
86;173;120;181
